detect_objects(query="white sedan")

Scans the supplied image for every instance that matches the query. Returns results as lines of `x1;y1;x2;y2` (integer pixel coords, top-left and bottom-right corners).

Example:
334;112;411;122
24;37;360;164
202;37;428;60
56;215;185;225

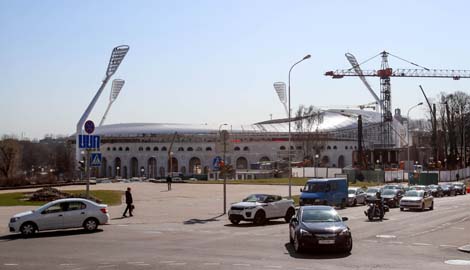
228;194;295;225
400;190;434;211
9;198;109;236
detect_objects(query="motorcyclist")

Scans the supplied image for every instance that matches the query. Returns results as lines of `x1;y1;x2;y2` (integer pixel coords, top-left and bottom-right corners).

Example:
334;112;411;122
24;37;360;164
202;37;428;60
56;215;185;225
375;191;384;216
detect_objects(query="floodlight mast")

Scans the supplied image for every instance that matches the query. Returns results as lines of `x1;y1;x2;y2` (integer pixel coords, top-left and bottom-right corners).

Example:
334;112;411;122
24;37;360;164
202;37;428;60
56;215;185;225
75;45;129;171
99;79;125;127
274;82;288;116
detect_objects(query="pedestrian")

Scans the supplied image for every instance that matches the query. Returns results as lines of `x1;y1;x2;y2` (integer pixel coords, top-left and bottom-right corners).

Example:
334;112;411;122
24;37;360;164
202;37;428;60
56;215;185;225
166;175;172;191
122;187;133;217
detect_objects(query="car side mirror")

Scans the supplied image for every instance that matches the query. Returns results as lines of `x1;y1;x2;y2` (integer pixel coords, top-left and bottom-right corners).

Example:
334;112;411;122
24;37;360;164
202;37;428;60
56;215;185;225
342;217;348;221
300;188;303;192
291;217;298;223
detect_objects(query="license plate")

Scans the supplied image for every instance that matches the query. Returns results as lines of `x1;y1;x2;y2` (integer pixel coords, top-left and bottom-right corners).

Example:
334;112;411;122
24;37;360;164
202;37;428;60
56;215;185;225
318;239;335;244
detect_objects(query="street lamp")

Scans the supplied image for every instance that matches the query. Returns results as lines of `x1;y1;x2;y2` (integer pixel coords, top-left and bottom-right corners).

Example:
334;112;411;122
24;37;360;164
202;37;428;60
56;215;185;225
407;102;423;172
99;79;125;126
287;54;311;199
116;166;120;178
219;123;229;214
140;167;145;178
314;154;319;177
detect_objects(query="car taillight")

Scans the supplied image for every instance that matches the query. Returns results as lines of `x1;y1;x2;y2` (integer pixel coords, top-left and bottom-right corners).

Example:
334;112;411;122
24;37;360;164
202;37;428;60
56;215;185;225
100;208;108;214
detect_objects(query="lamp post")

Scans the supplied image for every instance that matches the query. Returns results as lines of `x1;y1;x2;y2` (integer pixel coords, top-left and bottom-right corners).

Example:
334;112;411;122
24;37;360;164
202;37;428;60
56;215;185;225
314;154;319;177
407;102;423;172
116;166;120;178
287;54;311;199
219;123;229;214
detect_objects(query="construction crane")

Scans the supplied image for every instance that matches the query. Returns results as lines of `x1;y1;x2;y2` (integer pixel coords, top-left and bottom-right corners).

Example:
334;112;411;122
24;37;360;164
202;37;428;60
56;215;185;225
325;50;470;148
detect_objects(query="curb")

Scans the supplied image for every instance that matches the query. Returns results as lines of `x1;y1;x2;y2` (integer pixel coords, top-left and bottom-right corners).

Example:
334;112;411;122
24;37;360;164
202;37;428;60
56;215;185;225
458;245;470;253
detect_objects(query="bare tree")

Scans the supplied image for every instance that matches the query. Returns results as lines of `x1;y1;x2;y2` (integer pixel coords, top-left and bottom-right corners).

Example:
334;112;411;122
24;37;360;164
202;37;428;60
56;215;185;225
294;105;324;165
0;138;22;179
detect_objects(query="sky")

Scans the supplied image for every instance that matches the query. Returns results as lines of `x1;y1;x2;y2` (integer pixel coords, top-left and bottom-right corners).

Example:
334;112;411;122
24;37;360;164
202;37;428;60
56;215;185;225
1;0;470;139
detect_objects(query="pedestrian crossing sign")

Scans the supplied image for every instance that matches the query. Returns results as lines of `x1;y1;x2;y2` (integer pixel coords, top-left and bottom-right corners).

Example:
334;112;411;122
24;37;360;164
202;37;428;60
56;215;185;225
90;153;102;167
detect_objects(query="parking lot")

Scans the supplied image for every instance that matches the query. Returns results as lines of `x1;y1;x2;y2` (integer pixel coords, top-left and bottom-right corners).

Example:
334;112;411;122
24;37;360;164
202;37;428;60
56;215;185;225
0;182;469;269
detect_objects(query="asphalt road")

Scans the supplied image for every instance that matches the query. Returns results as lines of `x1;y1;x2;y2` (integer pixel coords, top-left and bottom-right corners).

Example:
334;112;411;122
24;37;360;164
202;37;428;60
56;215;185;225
0;183;469;269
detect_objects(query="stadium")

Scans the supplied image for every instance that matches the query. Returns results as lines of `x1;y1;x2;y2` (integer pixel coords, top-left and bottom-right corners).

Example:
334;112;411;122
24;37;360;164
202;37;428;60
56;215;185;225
91;108;407;180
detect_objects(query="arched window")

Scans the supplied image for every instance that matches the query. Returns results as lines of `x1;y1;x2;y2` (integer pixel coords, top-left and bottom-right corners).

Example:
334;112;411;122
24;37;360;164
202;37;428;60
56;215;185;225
345;146;348;150
243;146;249;151
333;145;337;150
234;146;241;151
196;147;203;151
138;147;143;151
125;147;130;151
187;147;194;151
118;147;123;151
327;146;331;150
107;147;111;151
280;146;286;150
236;157;248;169
153;146;159;151
145;147;151;151
178;147;184;151
206;147;212;151
296;146;302;150
112;147;116;151
161;146;167;151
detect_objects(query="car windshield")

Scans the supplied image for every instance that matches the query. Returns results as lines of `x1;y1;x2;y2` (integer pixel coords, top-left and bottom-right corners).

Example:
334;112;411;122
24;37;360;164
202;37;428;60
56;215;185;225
383;185;396;189
242;194;267;203
303;183;327;193
367;188;378;193
348;189;356;194
382;189;396;195
405;190;423;197
301;209;341;223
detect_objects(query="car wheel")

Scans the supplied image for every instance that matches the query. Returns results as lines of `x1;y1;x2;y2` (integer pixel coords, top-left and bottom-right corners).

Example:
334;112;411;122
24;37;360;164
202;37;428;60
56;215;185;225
293;233;303;253
284;208;295;223
400;207;404;211
83;218;99;232
353;199;357;207
343;236;353;253
253;211;266;226
230;218;241;225
289;229;294;244
421;203;425;211
340;199;347;209
429;201;434;210
20;222;37;236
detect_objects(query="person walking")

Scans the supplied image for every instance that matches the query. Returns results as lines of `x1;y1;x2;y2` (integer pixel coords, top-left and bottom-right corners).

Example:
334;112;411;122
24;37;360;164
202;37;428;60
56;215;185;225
122;187;133;217
166;175;172;191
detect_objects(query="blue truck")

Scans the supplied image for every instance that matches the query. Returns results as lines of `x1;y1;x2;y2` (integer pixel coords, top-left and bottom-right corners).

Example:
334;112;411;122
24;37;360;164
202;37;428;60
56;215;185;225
299;178;348;208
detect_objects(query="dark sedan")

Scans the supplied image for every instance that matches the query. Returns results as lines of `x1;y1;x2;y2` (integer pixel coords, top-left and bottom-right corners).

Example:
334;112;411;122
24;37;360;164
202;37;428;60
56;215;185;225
453;183;467;195
381;189;403;208
440;184;456;196
428;185;444;197
289;206;352;253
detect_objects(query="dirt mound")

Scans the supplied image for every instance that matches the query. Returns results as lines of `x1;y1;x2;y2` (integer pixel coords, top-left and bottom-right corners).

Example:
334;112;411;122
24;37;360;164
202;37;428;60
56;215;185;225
28;187;102;203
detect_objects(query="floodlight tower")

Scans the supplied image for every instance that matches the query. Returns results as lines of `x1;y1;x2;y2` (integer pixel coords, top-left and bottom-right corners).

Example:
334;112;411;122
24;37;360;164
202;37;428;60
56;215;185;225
273;82;288;117
75;45;129;171
99;79;125;126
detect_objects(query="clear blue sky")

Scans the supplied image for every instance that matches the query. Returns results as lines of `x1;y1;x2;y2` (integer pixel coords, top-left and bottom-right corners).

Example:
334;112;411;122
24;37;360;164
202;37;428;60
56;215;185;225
1;0;469;139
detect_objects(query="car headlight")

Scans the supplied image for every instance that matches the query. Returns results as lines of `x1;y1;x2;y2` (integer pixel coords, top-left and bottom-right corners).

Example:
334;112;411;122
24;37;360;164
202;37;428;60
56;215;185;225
314;199;321;203
244;206;257;210
300;228;312;236
10;217;20;223
339;228;350;236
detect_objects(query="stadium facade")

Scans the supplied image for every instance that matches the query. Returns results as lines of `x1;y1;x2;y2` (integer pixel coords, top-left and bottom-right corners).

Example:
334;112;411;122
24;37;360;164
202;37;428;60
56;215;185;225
89;109;407;179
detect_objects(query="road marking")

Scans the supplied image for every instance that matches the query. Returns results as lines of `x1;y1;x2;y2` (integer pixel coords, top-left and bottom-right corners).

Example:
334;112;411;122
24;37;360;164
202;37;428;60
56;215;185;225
295;268;310;270
445;260;470;266
127;262;146;264
413;242;432;246
97;265;117;269
440;244;458;248
264;266;282;269
388;241;404;245
3;264;19;266
363;240;378;243
143;231;162;234
203;262;221;266
376;235;396;239
233;263;251;267
159;261;176;264
169;262;187;266
450;227;465;230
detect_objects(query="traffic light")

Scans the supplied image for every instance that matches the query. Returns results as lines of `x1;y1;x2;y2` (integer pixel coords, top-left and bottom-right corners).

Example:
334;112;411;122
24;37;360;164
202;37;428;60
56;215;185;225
78;158;86;172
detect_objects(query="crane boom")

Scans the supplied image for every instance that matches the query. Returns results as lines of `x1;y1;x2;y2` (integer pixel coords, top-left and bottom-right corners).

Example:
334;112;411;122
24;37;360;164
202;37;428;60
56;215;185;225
345;53;383;111
326;68;470;79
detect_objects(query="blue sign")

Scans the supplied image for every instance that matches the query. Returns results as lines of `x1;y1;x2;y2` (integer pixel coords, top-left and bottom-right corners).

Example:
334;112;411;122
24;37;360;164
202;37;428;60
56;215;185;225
78;135;101;149
90;153;102;167
212;156;222;170
84;120;95;134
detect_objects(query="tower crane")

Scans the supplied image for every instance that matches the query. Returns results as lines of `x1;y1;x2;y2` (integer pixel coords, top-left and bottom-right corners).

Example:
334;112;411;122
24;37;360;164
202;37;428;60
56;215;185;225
325;51;470;147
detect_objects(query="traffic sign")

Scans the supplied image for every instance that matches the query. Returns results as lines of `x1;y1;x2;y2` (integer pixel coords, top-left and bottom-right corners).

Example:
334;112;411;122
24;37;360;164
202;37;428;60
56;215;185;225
90;153;102;167
213;156;222;170
84;120;95;134
78;135;101;149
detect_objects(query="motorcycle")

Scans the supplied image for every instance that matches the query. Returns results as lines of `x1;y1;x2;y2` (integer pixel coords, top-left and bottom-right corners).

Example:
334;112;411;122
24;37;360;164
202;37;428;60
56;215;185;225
364;199;389;221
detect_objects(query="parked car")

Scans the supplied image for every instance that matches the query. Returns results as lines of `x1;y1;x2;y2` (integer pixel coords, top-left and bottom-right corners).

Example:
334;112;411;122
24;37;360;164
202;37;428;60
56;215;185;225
9;198;109;236
299;178;348;208
439;183;456;196
382;184;405;192
452;183;467;195
381;189;403;208
228;194;295;225
400;190;434;211
409;185;429;191
428;184;444;197
347;187;366;206
289;205;352;253
365;187;381;201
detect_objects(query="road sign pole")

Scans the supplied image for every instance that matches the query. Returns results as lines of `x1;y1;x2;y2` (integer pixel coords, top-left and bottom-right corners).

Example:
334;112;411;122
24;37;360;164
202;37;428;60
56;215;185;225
86;149;90;199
